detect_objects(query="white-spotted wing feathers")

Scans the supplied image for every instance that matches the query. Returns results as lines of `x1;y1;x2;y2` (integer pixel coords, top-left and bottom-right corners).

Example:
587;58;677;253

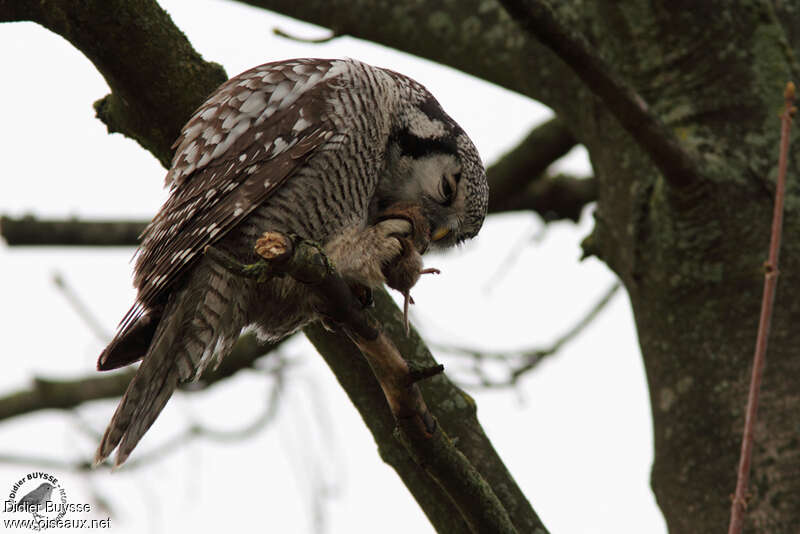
114;59;347;337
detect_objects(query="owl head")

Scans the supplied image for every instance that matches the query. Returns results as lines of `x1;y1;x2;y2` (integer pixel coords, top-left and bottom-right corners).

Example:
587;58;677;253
374;79;489;250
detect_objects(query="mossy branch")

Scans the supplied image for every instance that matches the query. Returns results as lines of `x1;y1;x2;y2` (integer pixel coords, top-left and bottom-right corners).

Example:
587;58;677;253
0;0;227;167
497;0;704;188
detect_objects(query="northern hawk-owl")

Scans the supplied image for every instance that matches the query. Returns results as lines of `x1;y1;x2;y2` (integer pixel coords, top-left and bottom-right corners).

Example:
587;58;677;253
95;58;488;466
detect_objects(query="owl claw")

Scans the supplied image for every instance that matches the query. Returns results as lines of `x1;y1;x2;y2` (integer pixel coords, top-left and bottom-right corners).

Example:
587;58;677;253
349;283;374;309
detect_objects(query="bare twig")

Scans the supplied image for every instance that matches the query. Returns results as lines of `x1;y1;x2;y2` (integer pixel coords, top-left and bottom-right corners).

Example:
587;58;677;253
436;282;621;388
482;219;545;293
728;82;795;534
0;216;145;246
1;367;286;472
52;272;111;342
0;333;281;423
497;0;703;188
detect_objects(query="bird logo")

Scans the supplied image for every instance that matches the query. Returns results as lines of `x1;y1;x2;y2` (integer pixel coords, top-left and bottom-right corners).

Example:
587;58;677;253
16;482;55;513
5;473;70;529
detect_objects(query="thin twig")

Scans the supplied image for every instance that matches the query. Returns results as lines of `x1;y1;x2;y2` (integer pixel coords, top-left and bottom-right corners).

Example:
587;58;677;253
728;81;795;534
435;282;621;388
0;333;281;423
1;378;284;473
52;272;112;343
482;218;545;294
497;0;703;188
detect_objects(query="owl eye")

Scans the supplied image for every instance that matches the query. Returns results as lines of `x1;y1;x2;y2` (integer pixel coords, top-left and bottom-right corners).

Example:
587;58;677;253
438;175;455;205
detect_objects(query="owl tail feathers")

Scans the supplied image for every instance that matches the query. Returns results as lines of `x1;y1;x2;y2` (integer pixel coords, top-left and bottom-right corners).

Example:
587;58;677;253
97;312;158;371
95;301;186;468
94;365;180;468
96;261;240;467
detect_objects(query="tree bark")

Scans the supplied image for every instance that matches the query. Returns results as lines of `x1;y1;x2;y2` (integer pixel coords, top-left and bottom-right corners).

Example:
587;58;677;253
306;290;546;534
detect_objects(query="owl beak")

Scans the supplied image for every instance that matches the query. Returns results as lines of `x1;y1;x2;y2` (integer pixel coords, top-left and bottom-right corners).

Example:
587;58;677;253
431;226;450;242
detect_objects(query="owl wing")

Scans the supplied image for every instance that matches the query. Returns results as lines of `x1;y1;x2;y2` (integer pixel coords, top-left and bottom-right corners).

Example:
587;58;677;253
110;59;350;351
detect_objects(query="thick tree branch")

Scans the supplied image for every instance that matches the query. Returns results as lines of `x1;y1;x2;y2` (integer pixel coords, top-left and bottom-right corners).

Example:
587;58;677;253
306;293;547;534
486;117;596;220
0;0;227;166
487;117;577;210
489;173;596;221
207;234;525;534
495;0;703;188
0;333;279;422
233;0;584;114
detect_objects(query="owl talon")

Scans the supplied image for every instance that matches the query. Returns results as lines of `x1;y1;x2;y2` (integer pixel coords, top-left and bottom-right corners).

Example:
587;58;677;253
320;316;338;333
349;284;374;309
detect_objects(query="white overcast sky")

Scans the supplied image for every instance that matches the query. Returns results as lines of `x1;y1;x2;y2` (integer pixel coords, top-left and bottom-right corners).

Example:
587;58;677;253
0;1;667;533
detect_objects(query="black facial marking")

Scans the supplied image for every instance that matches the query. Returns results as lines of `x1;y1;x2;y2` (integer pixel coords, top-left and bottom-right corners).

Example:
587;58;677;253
421;96;465;137
392;129;458;159
419;96;451;125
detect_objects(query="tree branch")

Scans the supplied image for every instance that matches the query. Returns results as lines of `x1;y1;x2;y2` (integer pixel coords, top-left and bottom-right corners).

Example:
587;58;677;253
0;367;286;472
495;0;703;188
0;0;227;166
305;293;547;534
0;116;591;246
490;173;596;221
0;216;145;246
487;117;577;211
207;233;524;534
0;333;279;423
232;0;584;112
0;116;590;246
485;117;596;221
436;282;620;388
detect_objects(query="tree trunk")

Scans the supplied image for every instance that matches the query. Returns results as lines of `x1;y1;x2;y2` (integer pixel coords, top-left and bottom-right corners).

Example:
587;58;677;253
564;3;800;532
